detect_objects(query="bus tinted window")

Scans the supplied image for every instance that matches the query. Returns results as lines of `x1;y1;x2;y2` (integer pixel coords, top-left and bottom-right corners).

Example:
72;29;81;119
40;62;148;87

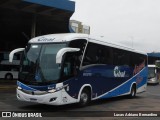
68;39;87;65
0;65;19;71
83;42;98;65
113;48;130;66
83;42;147;68
131;53;147;67
82;42;113;66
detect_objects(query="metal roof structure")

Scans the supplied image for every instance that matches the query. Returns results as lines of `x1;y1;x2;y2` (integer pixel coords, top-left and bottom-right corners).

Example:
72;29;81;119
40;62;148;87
0;0;75;51
0;0;75;21
148;53;160;57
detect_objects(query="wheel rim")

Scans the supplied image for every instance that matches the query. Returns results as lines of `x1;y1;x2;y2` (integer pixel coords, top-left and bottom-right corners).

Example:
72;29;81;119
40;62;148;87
131;87;135;97
81;92;88;103
132;89;135;96
6;75;12;80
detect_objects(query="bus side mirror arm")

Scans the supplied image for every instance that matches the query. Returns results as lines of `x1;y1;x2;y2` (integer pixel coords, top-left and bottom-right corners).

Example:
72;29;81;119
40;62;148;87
56;48;80;64
9;48;25;63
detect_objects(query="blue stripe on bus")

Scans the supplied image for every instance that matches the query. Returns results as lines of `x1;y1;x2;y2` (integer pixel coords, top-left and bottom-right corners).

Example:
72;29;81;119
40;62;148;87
17;81;37;91
99;67;147;99
17;81;56;91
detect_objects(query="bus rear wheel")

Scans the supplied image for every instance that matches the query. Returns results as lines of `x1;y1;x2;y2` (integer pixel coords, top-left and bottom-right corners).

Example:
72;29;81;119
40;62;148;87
128;85;136;98
5;73;13;80
79;89;90;107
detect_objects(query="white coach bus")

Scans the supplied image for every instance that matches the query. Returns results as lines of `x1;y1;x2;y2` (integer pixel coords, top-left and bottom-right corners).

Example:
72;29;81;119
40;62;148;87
9;33;148;106
0;60;20;80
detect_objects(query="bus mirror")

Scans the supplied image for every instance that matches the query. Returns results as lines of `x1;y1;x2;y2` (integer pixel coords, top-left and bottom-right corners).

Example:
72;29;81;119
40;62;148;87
56;47;80;64
9;48;25;63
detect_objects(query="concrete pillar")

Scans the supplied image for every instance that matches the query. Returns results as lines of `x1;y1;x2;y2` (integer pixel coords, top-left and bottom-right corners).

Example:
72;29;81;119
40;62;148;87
31;14;36;38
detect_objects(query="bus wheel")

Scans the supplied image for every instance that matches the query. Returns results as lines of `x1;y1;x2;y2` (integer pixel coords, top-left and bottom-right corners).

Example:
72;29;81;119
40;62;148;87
5;73;13;80
79;89;90;107
128;85;136;98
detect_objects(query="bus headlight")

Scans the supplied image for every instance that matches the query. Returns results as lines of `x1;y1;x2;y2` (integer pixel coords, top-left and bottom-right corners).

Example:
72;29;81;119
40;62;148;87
48;84;68;93
17;86;22;90
48;89;56;93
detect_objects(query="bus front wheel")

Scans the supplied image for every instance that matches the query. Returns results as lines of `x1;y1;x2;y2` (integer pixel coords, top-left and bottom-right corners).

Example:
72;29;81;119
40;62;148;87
5;73;13;80
79;89;91;106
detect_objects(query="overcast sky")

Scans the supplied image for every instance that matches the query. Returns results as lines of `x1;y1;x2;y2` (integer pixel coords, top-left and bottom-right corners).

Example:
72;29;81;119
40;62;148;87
70;0;160;53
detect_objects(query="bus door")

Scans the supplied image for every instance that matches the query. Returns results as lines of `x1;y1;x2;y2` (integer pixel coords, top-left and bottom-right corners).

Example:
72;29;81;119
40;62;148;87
61;39;87;100
61;52;81;100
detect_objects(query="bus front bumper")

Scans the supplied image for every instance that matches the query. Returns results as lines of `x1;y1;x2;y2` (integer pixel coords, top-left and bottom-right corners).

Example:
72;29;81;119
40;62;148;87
147;78;159;84
16;89;62;105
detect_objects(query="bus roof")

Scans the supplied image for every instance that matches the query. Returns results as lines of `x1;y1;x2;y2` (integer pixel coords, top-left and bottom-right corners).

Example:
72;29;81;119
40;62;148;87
29;33;147;55
29;33;89;43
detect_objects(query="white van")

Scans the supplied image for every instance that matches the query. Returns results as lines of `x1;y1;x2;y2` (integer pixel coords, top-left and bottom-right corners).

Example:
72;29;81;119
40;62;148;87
0;60;20;80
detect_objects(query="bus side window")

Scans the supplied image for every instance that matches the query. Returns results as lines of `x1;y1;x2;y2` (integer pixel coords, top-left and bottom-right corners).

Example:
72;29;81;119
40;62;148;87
132;53;146;68
82;42;98;65
82;43;114;66
99;45;113;64
68;39;87;67
113;48;130;66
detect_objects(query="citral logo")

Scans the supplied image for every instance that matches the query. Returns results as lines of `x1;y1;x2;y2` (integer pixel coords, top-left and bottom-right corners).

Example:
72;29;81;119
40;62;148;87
114;66;126;77
38;37;55;42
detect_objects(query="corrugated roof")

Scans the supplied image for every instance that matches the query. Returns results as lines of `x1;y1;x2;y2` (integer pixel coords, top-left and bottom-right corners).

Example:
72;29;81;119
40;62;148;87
148;53;160;57
23;0;75;12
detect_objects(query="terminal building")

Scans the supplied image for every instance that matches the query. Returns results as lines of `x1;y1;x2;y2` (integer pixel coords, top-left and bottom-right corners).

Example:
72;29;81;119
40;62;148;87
0;0;75;51
70;20;90;34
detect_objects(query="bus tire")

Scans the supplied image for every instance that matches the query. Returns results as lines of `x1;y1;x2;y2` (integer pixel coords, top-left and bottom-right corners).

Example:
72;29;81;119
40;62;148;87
5;73;13;80
79;88;91;107
128;84;136;98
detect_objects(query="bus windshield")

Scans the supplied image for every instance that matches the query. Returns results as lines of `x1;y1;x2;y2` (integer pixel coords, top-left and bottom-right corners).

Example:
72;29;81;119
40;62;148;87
148;67;156;79
19;43;66;85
